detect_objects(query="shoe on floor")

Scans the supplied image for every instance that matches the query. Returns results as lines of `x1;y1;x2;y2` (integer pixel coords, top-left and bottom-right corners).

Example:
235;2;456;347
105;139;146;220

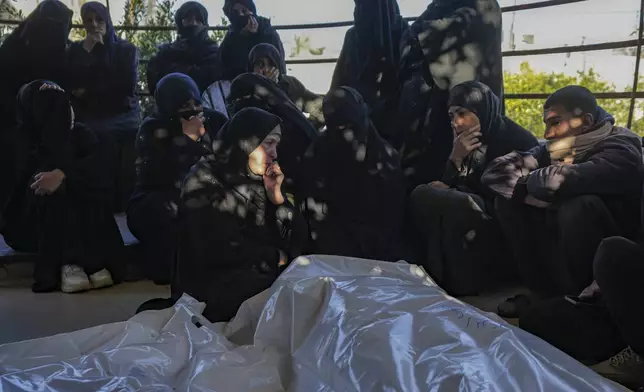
89;268;114;289
61;264;92;293
592;347;644;389
497;294;532;319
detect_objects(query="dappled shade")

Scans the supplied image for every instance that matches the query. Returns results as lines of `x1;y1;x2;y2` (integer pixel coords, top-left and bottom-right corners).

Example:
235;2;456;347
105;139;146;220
331;0;409;142
228;72;318;192
301;86;405;261
395;0;503;193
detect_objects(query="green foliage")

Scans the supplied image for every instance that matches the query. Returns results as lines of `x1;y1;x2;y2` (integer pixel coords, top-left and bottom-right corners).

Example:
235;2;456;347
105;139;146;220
505;62;644;135
290;35;325;57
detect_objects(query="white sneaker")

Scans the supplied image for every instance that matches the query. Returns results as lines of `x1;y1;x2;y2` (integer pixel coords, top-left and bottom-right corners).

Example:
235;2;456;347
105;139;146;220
89;269;114;290
61;264;92;293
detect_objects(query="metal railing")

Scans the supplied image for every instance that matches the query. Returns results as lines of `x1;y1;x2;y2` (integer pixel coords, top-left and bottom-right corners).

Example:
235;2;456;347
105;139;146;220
1;0;643;127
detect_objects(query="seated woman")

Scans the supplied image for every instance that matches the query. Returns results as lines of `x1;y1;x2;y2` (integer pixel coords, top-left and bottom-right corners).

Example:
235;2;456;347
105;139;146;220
67;1;140;211
396;0;502;193
1;81;123;293
331;0;408;141
248;43;324;129
302;87;405;262
409;81;537;296
127;73;227;285
146;2;220;95
228;73;319;194
219;0;284;81
175;107;306;322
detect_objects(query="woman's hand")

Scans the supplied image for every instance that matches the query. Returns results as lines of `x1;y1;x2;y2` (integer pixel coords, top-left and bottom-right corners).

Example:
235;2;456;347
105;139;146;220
264;162;285;205
579;280;601;299
449;125;482;170
83;32;103;52
180;115;206;141
242;15;259;34
31;169;65;195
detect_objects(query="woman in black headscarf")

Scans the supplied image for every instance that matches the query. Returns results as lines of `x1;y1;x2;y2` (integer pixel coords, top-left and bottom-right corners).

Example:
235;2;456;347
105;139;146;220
396;0;503;194
146;1;220;95
228;72;318;193
174;107;306;322
1;80;124;293
409;81;537;296
67;1;140;211
331;0;408;142
219;0;284;81
302;87;405;261
0;0;72;137
248;43;324;130
127;73;227;284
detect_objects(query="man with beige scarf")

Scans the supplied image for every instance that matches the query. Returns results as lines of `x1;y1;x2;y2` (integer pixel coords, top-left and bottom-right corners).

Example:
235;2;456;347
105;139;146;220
481;86;644;319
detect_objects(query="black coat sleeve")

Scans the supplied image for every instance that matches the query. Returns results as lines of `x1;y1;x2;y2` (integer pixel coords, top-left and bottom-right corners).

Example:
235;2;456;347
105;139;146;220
134;122;177;191
526;134;644;202
330;30;355;89
480;145;545;200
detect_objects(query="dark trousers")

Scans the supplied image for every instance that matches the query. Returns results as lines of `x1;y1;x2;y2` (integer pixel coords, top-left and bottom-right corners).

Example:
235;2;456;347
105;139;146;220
595;236;644;356
496;195;618;297
410;185;507;295
94;128;137;213
3;185;123;286
127;191;178;282
519;236;644;363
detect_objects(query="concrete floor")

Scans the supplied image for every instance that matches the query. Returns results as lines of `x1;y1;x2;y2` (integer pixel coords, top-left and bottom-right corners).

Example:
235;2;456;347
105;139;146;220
0;263;169;345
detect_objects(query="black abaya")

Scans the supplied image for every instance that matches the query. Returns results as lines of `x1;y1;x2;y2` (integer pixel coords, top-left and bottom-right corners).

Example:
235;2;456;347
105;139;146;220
219;0;285;82
396;0;503;192
1;80;123;291
146;2;220;95
128;73;227;283
175;107;306;322
302;87;405;261
331;0;408;142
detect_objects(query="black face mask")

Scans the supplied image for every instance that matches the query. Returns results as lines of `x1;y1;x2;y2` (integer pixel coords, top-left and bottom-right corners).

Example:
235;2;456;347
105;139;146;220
229;14;250;30
181;24;202;38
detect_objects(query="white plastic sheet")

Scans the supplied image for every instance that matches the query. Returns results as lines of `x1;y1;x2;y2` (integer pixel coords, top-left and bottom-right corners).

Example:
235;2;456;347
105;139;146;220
0;256;628;391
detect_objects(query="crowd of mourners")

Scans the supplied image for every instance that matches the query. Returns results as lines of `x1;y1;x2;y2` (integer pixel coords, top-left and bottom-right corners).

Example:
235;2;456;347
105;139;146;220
1;0;643;388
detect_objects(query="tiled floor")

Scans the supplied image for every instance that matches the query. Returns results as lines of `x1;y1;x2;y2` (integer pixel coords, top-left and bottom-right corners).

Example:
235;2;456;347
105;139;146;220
0;262;169;345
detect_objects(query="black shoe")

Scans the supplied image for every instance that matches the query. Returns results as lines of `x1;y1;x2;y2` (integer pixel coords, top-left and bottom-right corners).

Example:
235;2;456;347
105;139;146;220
497;294;532;319
32;279;58;293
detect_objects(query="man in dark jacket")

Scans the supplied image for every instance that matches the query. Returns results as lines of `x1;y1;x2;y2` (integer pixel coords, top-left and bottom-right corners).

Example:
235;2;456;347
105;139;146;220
219;0;285;81
481;86;644;318
146;2;220;95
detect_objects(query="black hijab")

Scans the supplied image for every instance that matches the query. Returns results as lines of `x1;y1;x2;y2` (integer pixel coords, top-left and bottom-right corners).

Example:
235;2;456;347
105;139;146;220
175;1;210;40
183;107;281;207
248;43;286;75
317;87;400;180
304;87;404;237
16;80;74;170
213;107;282;175
80;2;119;67
2;0;72;55
223;0;258;31
154;72;202;120
444;81;537;193
448;80;502;144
